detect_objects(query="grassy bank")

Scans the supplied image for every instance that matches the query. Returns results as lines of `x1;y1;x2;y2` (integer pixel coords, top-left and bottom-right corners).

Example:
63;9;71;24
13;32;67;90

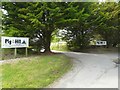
0;48;39;60
0;49;27;60
1;54;72;88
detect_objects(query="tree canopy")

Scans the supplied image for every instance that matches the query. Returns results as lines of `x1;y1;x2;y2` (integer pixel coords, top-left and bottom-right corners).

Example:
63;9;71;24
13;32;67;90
2;2;67;52
2;2;119;52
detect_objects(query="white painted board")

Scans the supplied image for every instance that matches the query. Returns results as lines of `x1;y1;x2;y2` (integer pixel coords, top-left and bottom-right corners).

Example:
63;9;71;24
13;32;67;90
96;41;107;46
1;36;29;48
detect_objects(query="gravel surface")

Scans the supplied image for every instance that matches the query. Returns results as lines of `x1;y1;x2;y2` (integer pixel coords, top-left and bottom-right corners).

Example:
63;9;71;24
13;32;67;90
50;51;118;88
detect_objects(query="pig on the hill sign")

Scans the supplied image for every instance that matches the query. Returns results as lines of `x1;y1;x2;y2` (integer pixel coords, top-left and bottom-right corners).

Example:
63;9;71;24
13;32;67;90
1;36;29;48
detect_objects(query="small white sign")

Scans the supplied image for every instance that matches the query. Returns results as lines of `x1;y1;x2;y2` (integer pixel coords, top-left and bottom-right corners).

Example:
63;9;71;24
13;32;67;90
96;41;107;46
1;36;29;48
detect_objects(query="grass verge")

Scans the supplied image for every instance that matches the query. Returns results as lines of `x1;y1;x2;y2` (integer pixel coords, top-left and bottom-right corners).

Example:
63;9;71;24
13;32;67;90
1;54;72;88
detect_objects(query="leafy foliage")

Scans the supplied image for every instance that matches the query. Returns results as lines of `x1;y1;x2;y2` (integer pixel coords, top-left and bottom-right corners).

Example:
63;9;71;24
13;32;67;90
2;2;119;52
91;2;120;47
2;2;66;52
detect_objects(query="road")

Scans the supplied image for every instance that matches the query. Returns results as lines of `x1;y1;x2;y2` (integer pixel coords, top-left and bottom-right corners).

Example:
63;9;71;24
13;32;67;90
50;51;118;88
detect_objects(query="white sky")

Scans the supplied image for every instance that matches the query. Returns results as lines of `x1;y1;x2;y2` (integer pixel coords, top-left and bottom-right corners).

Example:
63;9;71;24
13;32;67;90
99;0;105;2
1;9;7;15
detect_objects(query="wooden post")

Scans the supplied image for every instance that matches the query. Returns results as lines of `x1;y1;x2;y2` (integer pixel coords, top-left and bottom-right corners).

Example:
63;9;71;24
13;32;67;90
26;47;28;57
1;48;4;60
14;48;17;58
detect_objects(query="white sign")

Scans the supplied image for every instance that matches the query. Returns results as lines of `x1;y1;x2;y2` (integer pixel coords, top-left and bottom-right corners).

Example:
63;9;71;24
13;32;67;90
1;36;29;48
96;41;107;46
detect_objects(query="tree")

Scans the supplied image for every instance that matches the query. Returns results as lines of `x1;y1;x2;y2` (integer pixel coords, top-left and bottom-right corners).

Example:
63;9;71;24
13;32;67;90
0;6;3;46
62;2;93;51
2;2;67;53
2;2;119;53
62;2;119;50
91;2;119;47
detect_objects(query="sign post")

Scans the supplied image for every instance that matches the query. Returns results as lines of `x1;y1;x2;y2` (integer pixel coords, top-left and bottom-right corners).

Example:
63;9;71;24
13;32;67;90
1;48;4;60
14;48;17;58
1;36;29;59
26;47;28;57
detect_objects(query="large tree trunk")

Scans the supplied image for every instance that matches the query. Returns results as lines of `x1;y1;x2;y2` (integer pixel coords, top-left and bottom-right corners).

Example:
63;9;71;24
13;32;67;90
44;31;52;53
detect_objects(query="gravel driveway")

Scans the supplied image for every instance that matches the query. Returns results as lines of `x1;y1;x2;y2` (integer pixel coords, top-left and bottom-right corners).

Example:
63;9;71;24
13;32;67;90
50;51;118;88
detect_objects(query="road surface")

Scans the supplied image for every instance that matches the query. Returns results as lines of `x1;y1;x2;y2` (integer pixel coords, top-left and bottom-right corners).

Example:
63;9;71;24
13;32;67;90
50;51;118;88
